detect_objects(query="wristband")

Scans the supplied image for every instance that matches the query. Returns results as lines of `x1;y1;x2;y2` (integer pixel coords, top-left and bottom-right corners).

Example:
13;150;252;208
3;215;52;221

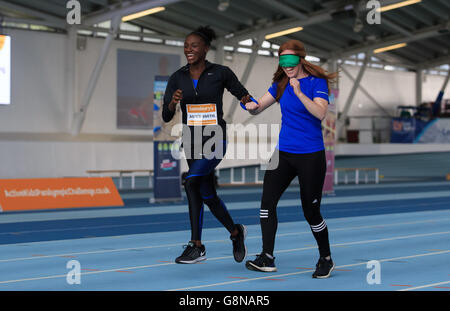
240;97;259;110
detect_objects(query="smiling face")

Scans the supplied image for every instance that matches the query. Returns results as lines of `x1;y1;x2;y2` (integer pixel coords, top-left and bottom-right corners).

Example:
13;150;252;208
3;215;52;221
184;34;209;65
280;49;301;78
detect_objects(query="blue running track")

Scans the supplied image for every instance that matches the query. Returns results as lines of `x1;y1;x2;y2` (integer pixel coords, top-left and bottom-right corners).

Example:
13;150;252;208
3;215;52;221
0;180;449;291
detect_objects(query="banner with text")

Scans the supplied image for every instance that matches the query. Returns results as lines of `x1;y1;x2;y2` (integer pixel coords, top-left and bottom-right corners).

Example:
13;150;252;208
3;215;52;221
152;75;182;202
322;88;338;195
153;141;182;202
0;177;124;212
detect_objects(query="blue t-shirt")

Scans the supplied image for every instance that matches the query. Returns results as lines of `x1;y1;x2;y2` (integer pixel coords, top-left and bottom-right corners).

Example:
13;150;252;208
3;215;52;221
192;79;198;88
268;75;329;154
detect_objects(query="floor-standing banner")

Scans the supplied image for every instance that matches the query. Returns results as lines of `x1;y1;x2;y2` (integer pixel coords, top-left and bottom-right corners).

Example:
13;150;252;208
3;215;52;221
322;88;338;195
153;141;182;202
152;76;182;202
0;178;123;212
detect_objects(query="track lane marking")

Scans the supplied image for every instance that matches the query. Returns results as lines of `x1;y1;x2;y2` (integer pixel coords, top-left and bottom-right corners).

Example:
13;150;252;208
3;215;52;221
398;281;450;291
1;218;449;264
0;233;449;286
167;250;450;291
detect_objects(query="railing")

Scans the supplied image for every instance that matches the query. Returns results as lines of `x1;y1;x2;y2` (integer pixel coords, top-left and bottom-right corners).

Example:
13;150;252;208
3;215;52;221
334;167;379;185
86;169;153;189
85;166;380;189
216;165;264;186
218;165;379;186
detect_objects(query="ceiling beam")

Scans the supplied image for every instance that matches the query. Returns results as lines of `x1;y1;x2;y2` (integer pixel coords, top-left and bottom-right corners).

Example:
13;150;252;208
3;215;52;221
230;0;282;19
226;13;332;45
381;10;416;31
257;0;309;20
165;5;232;35
0;0;66;28
373;51;416;69
413;39;448;55
338;22;450;58
401;5;435;27
419;55;450;70
83;0;182;26
185;0;253;27
137;15;191;35
318;22;365;43
80;25;184;41
417;1;449;21
87;0;109;6
222;0;357;45
381;15;413;37
1;16;64;29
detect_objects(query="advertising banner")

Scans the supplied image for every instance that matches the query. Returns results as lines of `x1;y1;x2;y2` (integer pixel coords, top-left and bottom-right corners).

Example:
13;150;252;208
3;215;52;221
322;88;338;194
152;75;182;202
0;178;123;212
153;141;182;202
415;118;450;143
390;118;417;143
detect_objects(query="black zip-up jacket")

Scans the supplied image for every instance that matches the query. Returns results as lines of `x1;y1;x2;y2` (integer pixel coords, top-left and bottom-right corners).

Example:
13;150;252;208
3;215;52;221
163;61;249;147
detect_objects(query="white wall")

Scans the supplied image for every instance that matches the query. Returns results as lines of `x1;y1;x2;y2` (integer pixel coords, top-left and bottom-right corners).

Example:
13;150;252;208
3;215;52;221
337;64;448;117
0;29;165;178
0;30;68;133
0;29;448;178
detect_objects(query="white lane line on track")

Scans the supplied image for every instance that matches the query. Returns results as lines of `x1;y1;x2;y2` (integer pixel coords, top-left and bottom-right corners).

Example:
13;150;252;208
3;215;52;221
0;217;449;263
398;280;450;291
0;232;449;285
0;200;449;237
167;250;450;291
1;218;450;262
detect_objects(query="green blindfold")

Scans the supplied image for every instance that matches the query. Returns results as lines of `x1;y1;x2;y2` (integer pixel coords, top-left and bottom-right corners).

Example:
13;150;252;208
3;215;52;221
279;54;300;67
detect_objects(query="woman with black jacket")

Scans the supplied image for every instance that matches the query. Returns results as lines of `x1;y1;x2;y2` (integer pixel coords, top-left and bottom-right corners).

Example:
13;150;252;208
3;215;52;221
163;26;252;264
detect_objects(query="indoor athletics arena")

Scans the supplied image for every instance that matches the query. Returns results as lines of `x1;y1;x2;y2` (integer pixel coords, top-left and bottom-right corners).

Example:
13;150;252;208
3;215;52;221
0;0;449;300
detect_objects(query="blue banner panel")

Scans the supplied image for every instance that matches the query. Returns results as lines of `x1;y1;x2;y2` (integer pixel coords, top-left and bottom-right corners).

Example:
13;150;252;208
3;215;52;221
153;141;182;202
390;118;416;143
415;118;450;143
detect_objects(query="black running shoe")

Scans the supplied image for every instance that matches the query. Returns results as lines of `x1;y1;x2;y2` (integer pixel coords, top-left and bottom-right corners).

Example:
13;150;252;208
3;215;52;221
175;242;206;264
230;224;247;262
312;257;335;278
245;253;277;272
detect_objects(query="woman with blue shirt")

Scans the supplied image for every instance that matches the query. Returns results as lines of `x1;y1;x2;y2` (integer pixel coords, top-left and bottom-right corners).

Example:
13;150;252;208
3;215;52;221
244;40;337;278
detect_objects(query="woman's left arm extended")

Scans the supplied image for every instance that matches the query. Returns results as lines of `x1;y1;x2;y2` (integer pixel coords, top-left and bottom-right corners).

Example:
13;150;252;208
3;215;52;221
223;66;251;104
290;78;328;121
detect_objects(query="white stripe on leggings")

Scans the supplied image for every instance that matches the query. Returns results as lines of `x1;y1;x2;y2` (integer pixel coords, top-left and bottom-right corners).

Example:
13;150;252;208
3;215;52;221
311;220;327;232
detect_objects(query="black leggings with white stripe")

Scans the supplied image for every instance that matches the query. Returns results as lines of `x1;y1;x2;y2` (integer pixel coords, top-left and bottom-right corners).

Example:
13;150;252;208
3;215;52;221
260;149;331;258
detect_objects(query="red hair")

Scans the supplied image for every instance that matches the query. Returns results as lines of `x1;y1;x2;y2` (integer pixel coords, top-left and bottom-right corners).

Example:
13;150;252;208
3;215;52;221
272;40;337;102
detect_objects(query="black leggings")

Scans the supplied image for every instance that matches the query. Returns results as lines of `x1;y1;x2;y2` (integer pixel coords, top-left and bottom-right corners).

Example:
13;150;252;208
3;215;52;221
260;149;331;258
184;156;236;242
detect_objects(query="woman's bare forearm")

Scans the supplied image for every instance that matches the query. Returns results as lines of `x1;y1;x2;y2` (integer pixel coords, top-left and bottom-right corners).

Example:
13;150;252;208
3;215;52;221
296;92;328;120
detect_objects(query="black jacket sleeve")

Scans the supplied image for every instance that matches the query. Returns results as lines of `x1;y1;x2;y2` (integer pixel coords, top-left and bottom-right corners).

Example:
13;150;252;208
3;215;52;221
162;73;177;123
222;66;249;101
